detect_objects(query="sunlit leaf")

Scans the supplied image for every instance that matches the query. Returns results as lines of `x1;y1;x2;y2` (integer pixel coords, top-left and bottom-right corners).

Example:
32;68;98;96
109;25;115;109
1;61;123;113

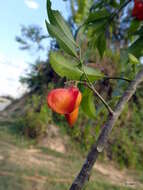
84;65;104;81
49;52;104;81
128;53;139;65
46;0;77;57
52;11;76;45
45;21;78;57
49;52;82;80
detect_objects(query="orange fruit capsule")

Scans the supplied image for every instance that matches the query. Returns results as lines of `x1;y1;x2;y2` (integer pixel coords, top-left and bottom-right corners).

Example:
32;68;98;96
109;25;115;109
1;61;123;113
47;86;82;115
65;107;79;127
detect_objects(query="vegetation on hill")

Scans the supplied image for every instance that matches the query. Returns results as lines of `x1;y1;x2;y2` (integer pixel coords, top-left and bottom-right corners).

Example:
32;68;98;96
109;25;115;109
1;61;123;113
13;0;143;172
0;112;143;190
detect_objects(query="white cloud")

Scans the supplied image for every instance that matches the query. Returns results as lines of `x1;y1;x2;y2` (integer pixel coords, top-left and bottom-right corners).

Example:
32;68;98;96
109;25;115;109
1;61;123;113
24;0;39;10
0;53;29;98
0;52;6;63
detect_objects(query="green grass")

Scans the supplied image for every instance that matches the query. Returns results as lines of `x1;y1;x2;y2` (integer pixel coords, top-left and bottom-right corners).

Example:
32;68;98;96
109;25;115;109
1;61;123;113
0;121;36;148
83;181;134;190
0;121;142;190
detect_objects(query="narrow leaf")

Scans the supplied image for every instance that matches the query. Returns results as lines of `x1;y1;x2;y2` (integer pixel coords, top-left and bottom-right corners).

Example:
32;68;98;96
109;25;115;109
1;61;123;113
45;21;78;57
52;11;76;45
46;0;76;46
81;88;96;119
96;34;106;58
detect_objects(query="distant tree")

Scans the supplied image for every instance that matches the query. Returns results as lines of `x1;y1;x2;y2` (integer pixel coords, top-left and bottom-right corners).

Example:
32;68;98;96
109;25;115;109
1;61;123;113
16;25;63;93
16;25;48;53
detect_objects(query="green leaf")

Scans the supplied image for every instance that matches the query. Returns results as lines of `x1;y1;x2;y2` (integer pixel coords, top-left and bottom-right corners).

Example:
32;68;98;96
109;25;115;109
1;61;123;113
128;20;140;36
45;21;78;57
46;0;77;57
83;66;104;81
49;52;104;81
96;34;106;58
86;10;110;24
81;88;96;119
46;0;76;45
90;2;104;11
46;0;53;23
52;11;76;45
128;37;143;58
128;53;139;65
88;20;107;35
49;52;83;80
134;26;143;37
110;0;120;8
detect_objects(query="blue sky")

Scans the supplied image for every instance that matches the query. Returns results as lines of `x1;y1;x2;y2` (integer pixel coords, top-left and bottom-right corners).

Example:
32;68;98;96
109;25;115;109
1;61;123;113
0;0;69;97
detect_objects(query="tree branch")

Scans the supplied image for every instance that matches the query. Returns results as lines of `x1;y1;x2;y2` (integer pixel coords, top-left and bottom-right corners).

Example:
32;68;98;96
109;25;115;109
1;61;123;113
110;0;132;22
69;68;143;190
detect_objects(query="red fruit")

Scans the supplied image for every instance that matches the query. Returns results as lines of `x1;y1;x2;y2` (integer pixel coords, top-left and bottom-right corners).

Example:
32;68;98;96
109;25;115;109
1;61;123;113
47;87;82;126
47;86;82;114
65;107;79;127
132;0;143;20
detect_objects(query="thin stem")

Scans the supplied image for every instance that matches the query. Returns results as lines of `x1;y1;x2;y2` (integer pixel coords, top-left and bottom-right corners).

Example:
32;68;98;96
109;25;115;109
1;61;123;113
86;83;114;115
82;68;114;115
78;46;114;115
104;76;131;83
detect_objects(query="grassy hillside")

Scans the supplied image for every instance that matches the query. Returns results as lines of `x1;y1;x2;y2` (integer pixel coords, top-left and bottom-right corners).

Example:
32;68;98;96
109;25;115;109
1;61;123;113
0;113;143;190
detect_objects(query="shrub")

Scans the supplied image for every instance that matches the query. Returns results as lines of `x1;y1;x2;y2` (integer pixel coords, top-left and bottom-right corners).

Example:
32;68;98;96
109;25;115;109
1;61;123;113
16;95;52;138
